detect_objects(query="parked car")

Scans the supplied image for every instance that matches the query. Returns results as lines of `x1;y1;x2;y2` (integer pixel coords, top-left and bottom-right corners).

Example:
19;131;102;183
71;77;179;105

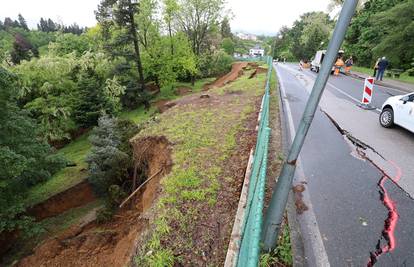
380;93;414;133
310;50;344;73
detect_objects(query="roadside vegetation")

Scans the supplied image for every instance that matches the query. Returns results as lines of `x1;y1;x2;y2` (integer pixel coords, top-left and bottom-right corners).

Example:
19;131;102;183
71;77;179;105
271;0;414;80
0;0;246;257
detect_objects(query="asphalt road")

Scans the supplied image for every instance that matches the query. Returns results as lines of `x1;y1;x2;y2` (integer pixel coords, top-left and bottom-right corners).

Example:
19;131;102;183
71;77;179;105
274;63;414;266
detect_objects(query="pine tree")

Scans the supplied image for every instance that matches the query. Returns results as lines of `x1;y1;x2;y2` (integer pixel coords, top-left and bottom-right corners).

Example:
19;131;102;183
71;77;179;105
17;14;29;30
73;68;106;128
96;0;148;108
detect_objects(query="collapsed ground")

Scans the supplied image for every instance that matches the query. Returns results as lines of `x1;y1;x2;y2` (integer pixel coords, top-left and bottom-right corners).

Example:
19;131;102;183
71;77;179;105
2;62;284;266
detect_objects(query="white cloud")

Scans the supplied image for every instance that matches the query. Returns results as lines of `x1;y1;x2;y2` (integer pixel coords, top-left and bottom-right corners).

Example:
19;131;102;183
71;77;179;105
0;0;330;34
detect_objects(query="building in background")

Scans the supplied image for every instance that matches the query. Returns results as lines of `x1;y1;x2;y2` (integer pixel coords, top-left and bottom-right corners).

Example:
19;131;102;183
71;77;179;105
236;32;257;41
249;45;265;57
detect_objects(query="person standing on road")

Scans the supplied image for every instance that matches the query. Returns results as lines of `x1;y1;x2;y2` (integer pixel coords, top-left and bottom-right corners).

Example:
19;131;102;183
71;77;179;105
345;56;353;74
376;56;389;81
373;58;380;77
334;56;344;76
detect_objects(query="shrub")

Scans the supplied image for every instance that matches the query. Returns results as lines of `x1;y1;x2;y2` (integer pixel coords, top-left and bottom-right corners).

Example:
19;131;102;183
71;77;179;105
86;115;140;218
198;50;234;78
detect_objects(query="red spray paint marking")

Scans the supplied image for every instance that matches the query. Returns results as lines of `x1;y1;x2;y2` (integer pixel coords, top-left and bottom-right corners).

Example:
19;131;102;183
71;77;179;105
367;161;402;266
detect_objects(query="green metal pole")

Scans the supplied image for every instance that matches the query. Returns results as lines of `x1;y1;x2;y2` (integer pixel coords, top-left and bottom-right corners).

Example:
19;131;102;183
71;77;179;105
262;0;359;251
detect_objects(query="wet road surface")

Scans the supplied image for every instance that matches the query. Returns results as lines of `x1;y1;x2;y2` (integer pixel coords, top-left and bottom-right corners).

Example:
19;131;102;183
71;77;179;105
274;63;414;266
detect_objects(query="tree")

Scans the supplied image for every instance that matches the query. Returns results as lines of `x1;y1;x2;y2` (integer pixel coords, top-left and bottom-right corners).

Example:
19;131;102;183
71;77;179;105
371;0;414;69
176;0;225;56
3;17;14;29
344;0;407;67
18;14;29;31
163;0;179;55
299;12;332;60
96;0;148;108
10;33;38;64
0;67;65;235
221;37;234;55
221;17;232;39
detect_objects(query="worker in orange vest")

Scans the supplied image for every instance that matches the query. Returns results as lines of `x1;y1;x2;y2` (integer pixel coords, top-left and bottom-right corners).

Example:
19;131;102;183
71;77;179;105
334;56;345;76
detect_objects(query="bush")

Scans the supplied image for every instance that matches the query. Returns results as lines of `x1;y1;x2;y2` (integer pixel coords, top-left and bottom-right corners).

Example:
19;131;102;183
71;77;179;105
406;68;414;77
198;50;234;78
86;115;140;218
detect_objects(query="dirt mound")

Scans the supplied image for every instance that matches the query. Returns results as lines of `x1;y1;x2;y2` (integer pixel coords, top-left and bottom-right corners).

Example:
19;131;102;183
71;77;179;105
18;137;173;267
176;86;193;96
249;67;268;79
27;181;96;221
203;62;249;90
154;100;177;113
145;82;161;96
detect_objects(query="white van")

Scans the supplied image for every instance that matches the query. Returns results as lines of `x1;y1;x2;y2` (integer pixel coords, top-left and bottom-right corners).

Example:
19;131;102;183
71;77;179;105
310;50;344;73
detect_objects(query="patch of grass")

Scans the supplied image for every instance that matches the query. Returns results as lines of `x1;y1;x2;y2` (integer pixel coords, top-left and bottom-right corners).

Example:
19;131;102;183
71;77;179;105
25;134;92;206
136;69;268;265
353;66;414;85
260;224;293;267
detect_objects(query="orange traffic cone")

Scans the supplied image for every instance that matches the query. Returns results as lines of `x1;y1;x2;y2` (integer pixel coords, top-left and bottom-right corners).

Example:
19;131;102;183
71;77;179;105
334;67;340;76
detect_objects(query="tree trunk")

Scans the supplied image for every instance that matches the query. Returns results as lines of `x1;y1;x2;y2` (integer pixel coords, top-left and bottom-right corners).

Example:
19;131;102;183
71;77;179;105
127;0;149;108
168;21;174;55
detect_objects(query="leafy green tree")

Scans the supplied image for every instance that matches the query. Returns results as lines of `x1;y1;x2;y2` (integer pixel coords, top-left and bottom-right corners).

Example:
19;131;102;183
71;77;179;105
221;37;235;55
221;17;232;39
300;12;332;60
371;0;414;69
49;33;91;56
163;0;179;55
344;0;407;67
176;0;224;56
96;0;148;108
0;67;65;235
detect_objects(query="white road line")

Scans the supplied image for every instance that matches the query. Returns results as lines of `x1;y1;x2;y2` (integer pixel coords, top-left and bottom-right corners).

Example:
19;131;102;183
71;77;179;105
274;64;331;266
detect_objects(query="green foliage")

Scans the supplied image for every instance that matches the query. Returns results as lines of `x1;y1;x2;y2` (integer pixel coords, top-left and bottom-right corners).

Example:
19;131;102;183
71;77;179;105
344;0;411;69
221;37;235;55
273;12;333;61
0;67;65;235
86;115;139;218
13;52;122;142
260;225;293;267
198;49;233;78
49;33;92;56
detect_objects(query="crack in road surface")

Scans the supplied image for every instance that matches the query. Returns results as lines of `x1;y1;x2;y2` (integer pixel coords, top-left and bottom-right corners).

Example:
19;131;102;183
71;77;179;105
321;109;406;266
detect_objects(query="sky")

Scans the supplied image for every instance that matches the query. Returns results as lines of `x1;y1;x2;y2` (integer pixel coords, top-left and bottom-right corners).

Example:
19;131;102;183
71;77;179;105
0;0;331;35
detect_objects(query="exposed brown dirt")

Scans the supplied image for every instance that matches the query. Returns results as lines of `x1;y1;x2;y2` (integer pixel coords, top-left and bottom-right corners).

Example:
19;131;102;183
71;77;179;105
203;62;249;90
27;181;96;221
249;67;268;79
175;86;192;96
145;82;161;96
17;138;173;267
153;100;177;113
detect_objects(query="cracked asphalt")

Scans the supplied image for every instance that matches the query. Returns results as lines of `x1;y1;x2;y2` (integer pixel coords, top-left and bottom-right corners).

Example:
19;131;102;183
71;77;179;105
275;63;414;266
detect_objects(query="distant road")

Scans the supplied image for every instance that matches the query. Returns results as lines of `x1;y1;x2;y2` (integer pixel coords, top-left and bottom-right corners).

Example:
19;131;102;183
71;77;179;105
275;62;414;266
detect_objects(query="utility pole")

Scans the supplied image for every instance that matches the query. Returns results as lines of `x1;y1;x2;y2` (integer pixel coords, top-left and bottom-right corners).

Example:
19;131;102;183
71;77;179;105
262;0;359;251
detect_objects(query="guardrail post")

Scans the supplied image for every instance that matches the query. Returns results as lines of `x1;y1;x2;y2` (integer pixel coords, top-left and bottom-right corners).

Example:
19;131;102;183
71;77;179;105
262;0;359;251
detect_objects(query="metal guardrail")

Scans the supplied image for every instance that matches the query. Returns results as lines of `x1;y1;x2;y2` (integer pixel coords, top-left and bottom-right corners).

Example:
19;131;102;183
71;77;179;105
236;56;273;267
